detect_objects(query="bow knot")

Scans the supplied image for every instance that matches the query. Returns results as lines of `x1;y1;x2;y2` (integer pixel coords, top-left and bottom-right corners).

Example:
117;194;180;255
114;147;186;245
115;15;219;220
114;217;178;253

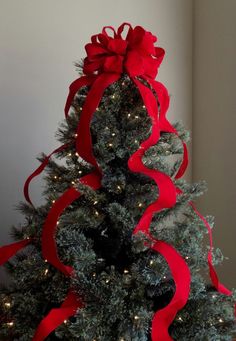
83;23;165;78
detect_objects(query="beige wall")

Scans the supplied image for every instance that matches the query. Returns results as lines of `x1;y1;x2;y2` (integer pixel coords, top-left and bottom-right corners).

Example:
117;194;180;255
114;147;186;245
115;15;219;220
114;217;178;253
193;0;236;287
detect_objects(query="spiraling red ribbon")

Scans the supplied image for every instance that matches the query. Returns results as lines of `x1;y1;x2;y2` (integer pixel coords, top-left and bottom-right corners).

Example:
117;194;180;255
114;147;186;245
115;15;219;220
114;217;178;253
0;23;232;340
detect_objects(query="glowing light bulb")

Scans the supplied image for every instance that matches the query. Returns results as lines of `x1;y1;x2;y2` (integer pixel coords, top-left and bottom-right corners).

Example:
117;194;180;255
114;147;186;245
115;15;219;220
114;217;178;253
44;269;49;275
135;115;139;119
108;143;113;147
52;200;56;204
4;302;11;308
94;200;98;205
127;113;131;118
111;132;116;136
54;175;58;179
7;321;14;327
79;170;82;174
134;315;139;320
105;279;110;283
138;202;143;207
150;260;154;265
178;317;183;321
219;318;223;323
124;269;129;274
64;320;67;324
68;153;72;157
95;210;99;216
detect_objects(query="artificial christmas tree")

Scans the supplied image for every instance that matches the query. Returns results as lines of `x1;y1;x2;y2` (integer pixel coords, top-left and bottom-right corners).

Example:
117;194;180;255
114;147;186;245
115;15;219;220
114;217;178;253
0;23;235;340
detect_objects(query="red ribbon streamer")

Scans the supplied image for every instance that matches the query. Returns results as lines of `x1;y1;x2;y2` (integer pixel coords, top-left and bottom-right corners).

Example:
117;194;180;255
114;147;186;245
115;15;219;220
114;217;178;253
32;289;83;341
24;143;70;206
0;239;32;265
0;23;233;340
42;171;102;277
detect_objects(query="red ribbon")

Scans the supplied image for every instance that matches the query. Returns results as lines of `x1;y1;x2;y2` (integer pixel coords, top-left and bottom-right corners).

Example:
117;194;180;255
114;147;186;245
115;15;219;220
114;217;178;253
0;239;32;265
32;289;83;341
0;23;233;340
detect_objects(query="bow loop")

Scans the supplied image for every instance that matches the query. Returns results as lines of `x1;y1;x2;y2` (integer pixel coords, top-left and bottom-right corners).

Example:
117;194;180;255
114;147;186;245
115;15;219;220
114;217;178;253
82;22;165;79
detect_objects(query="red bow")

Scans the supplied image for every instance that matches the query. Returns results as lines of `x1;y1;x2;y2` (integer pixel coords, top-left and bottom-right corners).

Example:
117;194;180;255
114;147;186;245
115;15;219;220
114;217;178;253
83;23;165;78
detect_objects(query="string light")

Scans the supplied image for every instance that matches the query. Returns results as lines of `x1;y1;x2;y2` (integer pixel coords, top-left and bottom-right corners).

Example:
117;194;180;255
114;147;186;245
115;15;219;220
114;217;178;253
185;256;189;259
111;94;116;99
178;316;183;321
134;315;139;320
7;321;14;327
108;143;113;147
105;126;109;130
64;320;67;324
68;153;72;157
44;269;49;275
150;260;154;265
138;202;143;207
124;269;129;274
75;152;79;157
44;259;48;263
117;185;121;190
95;210;99;216
71;181;76;185
163;276;166;279
127;113;131;118
92;272;96;277
57;221;59;226
52;200;56;204
142;105;145;109
93;200;98;205
135;115;139;119
111;132;116;136
4;302;11;308
219;318;223;323
79;170;82;174
212;294;216;298
54;175;58;179
74;133;78;138
120;338;125;341
105;279;110;283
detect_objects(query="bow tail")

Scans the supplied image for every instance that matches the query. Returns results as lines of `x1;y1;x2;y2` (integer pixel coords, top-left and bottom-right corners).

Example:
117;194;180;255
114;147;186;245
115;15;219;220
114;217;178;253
129;77;191;341
0;239;32;265
150;241;191;341
32;289;83;341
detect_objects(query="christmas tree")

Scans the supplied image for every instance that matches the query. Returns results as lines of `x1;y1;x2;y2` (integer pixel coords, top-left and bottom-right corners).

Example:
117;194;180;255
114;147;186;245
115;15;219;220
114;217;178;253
0;23;235;341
